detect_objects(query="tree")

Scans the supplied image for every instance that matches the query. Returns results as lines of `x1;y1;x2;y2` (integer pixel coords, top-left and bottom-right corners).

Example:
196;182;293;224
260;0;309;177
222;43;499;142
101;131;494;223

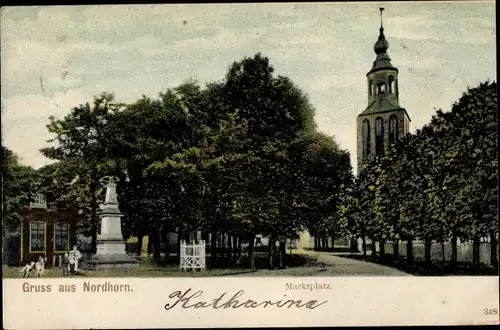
40;93;123;253
110;88;200;260
2;146;38;231
438;82;498;266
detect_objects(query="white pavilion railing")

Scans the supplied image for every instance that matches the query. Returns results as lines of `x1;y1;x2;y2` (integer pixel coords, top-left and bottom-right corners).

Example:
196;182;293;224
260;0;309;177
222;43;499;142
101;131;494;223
179;240;206;271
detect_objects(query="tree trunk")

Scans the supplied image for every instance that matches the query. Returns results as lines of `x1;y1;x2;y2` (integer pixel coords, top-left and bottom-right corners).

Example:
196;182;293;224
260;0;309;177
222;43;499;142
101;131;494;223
268;238;274;269
370;240;377;259
153;228;161;260
441;241;445;262
237;238;242;258
227;234;233;261
278;241;286;268
221;233;227;259
424;238;432;264
176;230;181;258
149;228;156;258
147;233;153;255
473;235;480;265
379;240;385;260
232;236;238;259
210;230;217;266
137;234;144;256
362;237;367;256
163;231;170;263
393;240;399;259
451;235;457;268
490;231;498;268
406;239;414;264
222;233;227;260
314;234;319;250
248;233;256;270
225;233;230;259
350;238;359;253
218;233;223;259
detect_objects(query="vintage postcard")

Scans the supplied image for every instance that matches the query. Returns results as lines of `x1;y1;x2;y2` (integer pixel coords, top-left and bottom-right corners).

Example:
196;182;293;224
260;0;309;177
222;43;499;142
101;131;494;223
1;2;498;329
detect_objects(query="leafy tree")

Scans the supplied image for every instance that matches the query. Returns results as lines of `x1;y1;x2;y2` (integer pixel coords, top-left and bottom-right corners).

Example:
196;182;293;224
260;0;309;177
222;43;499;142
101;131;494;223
40;93;123;252
2;147;38;231
110;88;199;259
436;82;498;266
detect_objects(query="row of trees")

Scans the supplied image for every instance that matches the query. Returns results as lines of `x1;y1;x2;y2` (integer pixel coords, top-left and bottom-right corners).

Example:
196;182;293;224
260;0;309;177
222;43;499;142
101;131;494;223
3;52;496;271
3;54;354;269
342;81;498;267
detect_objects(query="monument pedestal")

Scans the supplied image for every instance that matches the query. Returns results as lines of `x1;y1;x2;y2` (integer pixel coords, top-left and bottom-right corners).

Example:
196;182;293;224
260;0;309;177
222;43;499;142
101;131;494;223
88;176;138;271
88;256;138;271
89;238;139;271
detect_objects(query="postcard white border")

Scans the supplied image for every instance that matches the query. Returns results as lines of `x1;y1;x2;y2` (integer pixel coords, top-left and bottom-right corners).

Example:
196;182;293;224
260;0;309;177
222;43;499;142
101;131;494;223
3;276;499;329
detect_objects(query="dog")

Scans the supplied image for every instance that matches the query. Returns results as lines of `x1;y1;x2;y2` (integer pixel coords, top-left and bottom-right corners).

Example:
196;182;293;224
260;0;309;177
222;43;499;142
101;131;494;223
21;256;46;278
21;262;35;278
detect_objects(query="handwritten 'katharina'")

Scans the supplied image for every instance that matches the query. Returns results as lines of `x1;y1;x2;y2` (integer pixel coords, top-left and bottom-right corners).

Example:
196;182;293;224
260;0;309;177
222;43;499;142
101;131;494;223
164;288;328;310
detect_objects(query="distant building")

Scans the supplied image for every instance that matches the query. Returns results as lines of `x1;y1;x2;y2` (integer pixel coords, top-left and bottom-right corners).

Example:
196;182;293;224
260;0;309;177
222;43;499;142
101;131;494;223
5;193;80;266
356;10;411;171
297;10;412;251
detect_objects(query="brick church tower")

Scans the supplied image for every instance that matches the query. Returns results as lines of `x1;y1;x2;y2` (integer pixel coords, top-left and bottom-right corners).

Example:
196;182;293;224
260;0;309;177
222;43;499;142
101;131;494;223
356;9;411;171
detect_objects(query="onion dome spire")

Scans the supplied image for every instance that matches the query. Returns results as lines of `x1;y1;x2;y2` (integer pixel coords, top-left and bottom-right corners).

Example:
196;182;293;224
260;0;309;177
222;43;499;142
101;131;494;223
374;7;389;54
369;7;394;72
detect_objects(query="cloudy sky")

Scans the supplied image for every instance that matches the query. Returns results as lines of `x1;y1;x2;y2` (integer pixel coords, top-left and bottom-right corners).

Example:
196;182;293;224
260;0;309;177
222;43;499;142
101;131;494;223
1;2;496;173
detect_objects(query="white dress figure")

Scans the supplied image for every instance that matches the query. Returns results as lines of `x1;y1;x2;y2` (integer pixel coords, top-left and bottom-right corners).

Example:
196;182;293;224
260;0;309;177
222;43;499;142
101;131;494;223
357;237;363;253
69;246;82;273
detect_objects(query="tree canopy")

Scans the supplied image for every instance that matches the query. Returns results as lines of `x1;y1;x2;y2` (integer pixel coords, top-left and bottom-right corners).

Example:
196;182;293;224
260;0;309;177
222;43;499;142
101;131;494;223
352;81;498;266
34;53;352;269
6;52;496;271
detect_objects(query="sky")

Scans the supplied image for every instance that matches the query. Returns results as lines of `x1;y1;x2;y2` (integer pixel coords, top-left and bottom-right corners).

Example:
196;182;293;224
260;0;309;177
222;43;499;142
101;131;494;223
1;2;496;173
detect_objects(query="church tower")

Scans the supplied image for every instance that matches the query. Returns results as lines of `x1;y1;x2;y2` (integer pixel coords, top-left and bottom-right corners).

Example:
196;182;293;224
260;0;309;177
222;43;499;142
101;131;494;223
356;8;411;170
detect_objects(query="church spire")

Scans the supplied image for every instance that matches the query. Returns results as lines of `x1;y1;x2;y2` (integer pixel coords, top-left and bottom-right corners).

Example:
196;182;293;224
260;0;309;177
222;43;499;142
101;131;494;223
357;7;411;171
374;7;389;55
379;7;385;39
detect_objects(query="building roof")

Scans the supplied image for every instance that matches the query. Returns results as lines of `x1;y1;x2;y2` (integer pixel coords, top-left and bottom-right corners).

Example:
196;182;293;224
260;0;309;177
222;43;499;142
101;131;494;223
359;97;410;120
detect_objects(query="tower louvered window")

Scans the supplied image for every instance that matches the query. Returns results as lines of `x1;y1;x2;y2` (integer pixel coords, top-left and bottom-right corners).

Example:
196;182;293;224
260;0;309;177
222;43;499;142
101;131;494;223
389;115;398;145
375;117;384;155
362;119;371;158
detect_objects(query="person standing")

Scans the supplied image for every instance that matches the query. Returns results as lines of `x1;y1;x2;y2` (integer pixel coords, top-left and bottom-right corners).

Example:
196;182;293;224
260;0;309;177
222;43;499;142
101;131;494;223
69;245;82;274
62;253;70;276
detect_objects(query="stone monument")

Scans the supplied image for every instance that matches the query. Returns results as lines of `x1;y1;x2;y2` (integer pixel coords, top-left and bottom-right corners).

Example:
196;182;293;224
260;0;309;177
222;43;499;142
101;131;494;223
88;176;138;270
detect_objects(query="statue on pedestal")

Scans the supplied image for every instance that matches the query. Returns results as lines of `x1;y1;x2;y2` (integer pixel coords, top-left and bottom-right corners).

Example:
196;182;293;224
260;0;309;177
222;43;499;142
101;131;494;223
88;176;138;270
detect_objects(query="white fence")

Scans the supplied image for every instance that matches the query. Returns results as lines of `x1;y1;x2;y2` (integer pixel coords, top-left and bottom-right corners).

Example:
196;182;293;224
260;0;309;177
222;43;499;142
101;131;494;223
179;240;206;271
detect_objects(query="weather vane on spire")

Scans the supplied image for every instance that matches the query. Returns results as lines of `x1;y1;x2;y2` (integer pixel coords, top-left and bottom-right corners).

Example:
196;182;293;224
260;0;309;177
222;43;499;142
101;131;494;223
379;7;385;27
